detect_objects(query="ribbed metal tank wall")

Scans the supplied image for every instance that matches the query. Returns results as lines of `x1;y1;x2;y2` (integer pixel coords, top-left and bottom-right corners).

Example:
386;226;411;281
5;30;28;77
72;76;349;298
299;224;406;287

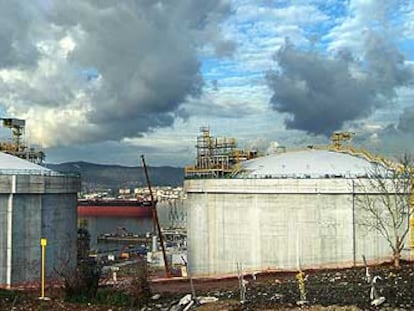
0;174;80;287
185;178;404;276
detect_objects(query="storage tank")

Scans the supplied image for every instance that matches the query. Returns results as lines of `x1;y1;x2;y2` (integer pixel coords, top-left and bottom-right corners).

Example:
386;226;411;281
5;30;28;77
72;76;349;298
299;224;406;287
185;149;409;276
0;152;80;287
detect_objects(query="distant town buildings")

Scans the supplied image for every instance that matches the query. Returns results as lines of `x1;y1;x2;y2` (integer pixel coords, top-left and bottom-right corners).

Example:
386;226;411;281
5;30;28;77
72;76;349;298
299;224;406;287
80;186;185;201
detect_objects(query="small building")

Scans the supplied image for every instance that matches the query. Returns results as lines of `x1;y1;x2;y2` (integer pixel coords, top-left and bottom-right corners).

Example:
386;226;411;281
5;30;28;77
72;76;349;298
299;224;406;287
185;149;412;276
0;152;80;287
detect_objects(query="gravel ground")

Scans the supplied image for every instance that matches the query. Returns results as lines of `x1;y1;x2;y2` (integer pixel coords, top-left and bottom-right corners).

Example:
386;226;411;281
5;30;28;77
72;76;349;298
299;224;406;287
1;262;413;310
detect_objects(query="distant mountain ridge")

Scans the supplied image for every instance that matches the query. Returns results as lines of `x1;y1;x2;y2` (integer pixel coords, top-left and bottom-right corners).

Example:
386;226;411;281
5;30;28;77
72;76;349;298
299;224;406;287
46;161;184;191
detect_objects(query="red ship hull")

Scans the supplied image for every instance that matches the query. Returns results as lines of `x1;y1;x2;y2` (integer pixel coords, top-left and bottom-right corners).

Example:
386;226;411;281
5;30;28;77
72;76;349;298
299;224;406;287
77;199;153;217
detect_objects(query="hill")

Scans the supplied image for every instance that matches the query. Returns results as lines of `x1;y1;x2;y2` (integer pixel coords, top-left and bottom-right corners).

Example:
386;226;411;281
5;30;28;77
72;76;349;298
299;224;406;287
46;161;184;191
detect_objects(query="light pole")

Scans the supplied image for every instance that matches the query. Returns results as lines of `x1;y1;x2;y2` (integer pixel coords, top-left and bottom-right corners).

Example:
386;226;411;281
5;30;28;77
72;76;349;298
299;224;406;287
39;238;49;300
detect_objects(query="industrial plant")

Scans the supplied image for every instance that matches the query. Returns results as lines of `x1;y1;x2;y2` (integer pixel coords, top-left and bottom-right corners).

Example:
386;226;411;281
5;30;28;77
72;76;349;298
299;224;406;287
0;118;45;164
184;128;414;276
0;119;80;288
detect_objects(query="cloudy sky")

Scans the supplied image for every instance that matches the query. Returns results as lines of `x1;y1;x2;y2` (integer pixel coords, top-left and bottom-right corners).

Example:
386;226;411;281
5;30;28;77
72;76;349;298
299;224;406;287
0;0;413;166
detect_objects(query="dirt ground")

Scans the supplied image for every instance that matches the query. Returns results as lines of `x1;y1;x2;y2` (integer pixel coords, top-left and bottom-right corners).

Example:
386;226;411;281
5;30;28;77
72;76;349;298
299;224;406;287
1;261;414;310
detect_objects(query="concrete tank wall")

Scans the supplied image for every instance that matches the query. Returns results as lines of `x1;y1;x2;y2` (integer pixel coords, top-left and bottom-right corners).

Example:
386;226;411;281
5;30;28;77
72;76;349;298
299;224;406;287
0;174;80;287
185;178;403;276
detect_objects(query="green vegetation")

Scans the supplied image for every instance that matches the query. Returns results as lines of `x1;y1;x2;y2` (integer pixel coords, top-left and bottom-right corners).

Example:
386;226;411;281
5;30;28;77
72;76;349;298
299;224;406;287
0;289;19;299
63;258;101;303
94;288;132;306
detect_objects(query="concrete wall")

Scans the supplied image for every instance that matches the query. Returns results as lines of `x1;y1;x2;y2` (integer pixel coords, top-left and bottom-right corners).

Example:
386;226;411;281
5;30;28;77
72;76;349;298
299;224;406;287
41;194;77;278
185;178;406;276
11;194;42;284
0;174;80;287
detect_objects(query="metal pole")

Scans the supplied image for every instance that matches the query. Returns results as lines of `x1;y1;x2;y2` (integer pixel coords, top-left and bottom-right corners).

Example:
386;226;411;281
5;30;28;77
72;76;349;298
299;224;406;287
141;155;171;278
181;256;196;299
42;245;45;298
40;238;47;299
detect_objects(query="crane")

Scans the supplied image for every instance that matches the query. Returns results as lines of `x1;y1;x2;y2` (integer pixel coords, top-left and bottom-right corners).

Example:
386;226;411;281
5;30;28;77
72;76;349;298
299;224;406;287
141;155;171;278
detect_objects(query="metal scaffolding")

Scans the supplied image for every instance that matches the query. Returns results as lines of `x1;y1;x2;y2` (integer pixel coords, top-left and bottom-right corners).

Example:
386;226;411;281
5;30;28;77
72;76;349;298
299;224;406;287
185;127;257;178
0;118;45;164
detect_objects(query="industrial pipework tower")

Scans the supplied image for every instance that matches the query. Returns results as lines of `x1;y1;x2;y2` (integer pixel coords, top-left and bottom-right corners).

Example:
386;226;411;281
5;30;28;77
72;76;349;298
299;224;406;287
185;127;257;178
330;131;354;149
0;118;45;164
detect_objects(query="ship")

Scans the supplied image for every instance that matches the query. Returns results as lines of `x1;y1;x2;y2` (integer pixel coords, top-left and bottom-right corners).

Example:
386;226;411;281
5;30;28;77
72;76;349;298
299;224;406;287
77;198;154;217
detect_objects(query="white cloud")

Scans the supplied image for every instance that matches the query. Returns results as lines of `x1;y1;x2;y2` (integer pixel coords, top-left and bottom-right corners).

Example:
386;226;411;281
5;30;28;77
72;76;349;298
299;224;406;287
325;0;404;54
2;0;414;165
0;0;233;149
402;2;414;39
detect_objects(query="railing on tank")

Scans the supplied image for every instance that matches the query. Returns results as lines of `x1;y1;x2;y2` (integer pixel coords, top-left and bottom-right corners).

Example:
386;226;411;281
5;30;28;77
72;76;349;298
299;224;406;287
0;168;80;178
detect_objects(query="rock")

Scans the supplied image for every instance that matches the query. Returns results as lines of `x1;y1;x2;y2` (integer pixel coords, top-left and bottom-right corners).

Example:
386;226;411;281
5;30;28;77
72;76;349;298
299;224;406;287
178;294;192;306
371;296;386;307
270;293;284;301
151;294;161;300
182;300;194;311
197;296;218;304
296;300;309;306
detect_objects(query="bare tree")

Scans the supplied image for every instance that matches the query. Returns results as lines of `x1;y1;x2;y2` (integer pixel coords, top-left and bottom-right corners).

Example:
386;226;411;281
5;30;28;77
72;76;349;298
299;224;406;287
355;153;413;268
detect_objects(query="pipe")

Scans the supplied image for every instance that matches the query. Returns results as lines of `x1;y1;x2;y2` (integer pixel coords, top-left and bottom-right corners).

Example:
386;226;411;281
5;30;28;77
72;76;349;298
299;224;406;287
6;175;16;288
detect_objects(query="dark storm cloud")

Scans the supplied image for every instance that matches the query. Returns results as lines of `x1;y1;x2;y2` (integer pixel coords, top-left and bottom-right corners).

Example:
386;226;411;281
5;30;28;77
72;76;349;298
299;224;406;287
49;0;231;128
0;0;233;145
397;106;414;133
364;123;414;159
0;2;40;68
266;33;413;136
214;40;237;57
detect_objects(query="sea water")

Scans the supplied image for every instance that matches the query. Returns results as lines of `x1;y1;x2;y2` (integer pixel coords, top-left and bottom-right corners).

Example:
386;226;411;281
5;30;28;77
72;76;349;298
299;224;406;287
80;199;186;253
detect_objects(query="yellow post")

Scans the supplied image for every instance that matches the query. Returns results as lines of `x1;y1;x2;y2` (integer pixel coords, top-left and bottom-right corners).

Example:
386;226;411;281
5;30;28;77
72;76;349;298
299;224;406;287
40;238;47;299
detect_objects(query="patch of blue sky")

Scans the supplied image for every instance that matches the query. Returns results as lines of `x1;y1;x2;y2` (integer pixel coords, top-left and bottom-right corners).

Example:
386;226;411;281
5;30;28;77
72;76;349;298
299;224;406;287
204;66;262;89
258;1;287;9
399;40;414;59
218;72;264;88
291;2;345;49
236;5;334;44
236;21;257;36
316;0;347;19
264;0;343;8
81;68;99;81
201;58;235;80
207;0;414;96
307;7;343;35
202;52;265;81
302;21;341;54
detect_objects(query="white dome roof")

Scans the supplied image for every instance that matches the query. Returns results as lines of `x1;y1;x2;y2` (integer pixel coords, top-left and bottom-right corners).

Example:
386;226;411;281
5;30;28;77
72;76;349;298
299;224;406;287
0;152;50;174
238;149;377;178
